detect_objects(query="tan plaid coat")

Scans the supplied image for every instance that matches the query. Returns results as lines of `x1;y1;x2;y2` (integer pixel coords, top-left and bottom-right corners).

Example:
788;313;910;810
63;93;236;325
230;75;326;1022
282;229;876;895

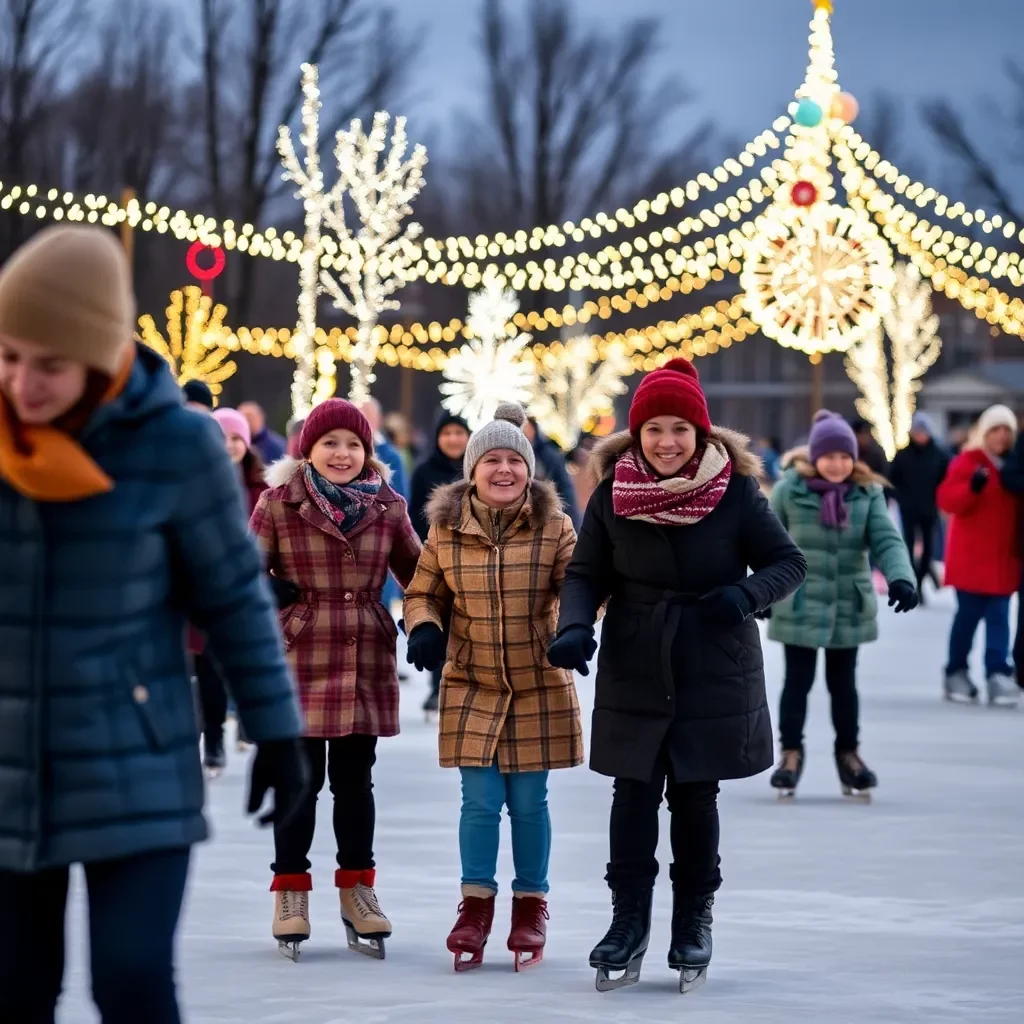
250;456;421;738
404;479;583;772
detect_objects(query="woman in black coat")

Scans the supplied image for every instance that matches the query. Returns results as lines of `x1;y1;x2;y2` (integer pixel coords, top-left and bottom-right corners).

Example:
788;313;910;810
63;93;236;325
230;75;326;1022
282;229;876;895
548;359;806;994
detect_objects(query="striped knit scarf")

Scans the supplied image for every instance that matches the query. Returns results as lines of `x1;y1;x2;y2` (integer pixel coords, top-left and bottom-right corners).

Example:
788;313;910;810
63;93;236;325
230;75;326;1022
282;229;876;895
612;440;732;525
303;462;382;534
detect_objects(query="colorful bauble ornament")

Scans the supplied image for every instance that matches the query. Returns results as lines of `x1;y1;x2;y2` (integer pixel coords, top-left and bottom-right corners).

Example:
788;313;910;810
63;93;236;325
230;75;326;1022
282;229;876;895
831;92;859;124
795;99;823;127
791;181;819;207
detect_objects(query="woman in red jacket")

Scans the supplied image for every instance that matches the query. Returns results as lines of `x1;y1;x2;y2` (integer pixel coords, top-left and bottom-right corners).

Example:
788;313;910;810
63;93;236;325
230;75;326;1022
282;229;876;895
937;404;1021;707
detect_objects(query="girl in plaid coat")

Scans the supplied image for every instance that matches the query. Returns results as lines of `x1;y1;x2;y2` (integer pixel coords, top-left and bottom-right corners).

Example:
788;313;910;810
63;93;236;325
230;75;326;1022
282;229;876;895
251;399;421;960
404;402;583;973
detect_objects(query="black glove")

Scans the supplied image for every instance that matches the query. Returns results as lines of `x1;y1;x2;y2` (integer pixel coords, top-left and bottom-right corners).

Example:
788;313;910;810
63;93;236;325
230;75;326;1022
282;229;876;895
406;623;447;672
754;606;772;621
546;625;598;676
269;574;301;609
246;738;310;827
970;466;989;494
700;585;753;628
887;579;919;613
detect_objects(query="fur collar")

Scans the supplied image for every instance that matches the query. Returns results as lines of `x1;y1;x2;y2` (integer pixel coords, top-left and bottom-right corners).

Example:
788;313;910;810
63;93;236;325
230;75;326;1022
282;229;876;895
589;427;762;484
263;454;393;491
780;446;888;488
425;478;562;531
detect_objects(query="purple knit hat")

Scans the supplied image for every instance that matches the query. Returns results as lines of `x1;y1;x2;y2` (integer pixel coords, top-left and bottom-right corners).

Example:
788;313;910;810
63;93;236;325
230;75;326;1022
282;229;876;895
809;410;858;463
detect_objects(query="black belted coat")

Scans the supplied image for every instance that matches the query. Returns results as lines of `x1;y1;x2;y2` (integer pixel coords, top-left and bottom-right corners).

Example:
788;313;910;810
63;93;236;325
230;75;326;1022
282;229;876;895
557;429;807;783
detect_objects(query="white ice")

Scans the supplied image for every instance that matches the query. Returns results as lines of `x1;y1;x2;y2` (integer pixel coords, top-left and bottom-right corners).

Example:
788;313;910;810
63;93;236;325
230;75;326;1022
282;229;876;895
59;592;1024;1022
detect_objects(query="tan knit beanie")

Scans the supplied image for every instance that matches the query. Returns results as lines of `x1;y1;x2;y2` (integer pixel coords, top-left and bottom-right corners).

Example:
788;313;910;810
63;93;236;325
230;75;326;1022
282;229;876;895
0;226;136;375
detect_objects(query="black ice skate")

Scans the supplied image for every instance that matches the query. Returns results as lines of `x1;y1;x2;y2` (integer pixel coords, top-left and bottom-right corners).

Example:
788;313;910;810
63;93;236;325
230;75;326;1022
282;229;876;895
835;749;877;802
422;690;439;723
589;888;652;992
668;893;713;994
770;748;804;800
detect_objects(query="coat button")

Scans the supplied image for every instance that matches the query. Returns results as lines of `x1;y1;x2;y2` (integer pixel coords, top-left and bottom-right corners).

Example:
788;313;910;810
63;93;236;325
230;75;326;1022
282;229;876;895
132;685;149;704
344;592;353;601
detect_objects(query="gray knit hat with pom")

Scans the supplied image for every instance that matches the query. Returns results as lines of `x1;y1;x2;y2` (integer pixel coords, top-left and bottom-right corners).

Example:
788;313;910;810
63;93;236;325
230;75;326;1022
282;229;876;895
463;402;536;480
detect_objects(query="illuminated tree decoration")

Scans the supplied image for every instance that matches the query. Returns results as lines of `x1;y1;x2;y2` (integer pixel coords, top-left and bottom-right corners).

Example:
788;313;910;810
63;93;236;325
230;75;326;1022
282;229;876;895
320;111;428;403
529;338;629;450
440;282;536;430
138;286;237;399
844;262;942;460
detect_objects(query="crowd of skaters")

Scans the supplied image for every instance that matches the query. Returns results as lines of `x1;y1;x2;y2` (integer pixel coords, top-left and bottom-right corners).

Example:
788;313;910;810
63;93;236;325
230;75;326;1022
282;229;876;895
0;225;1020;1021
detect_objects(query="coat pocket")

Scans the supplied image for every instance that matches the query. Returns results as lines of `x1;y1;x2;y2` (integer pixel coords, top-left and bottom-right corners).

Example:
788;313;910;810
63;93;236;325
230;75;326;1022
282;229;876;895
853;577;878;617
279;601;315;649
126;666;170;751
370;602;399;644
530;624;554;668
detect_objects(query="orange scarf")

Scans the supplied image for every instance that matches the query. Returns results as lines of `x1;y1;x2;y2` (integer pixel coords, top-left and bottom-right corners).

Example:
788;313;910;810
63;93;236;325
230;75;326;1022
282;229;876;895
0;349;135;502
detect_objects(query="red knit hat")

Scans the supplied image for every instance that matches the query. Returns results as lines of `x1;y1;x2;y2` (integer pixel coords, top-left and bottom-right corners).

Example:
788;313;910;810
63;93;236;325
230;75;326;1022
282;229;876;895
298;399;373;457
628;358;711;435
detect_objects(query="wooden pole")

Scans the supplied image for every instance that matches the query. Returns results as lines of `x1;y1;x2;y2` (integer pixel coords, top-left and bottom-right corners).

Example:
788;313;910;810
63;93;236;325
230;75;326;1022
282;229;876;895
119;187;136;267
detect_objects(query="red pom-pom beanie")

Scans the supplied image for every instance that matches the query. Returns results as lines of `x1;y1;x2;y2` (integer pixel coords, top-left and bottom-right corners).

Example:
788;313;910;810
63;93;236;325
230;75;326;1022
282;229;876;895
298;399;374;458
628;358;711;435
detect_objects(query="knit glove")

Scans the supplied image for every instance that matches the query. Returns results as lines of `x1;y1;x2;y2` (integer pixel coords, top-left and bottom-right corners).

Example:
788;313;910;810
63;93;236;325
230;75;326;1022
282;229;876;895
700;586;753;628
247;738;310;827
887;579;919;614
970;466;990;494
546;626;598;676
406;623;447;672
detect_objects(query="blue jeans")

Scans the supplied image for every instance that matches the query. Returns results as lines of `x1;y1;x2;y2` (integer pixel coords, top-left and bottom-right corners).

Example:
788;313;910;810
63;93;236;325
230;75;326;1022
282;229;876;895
947;590;1013;676
459;764;551;894
0;847;190;1023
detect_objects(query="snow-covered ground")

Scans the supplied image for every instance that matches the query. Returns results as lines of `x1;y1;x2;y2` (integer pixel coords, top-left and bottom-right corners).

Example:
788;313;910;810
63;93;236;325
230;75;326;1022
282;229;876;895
60;590;1024;1022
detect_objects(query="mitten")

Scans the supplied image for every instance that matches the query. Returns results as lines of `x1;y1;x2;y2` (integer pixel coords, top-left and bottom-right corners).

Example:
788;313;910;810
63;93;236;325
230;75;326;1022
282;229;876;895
887;579;919;613
700;585;753;628
546;626;598;676
406;623;447;672
970;466;989;494
246;738;310;827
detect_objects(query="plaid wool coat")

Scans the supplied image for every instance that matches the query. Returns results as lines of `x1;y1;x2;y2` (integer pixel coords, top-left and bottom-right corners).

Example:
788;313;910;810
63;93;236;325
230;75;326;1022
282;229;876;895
251;456;421;738
403;479;583;773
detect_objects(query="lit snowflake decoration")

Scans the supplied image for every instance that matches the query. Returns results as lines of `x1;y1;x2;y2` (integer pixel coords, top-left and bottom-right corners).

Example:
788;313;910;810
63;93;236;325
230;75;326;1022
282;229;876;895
440;282;535;429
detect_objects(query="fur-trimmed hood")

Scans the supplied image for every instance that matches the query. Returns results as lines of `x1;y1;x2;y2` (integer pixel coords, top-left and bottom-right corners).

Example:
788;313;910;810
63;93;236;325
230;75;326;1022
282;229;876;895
425;478;562;532
263;453;393;490
589;427;763;484
780;446;888;488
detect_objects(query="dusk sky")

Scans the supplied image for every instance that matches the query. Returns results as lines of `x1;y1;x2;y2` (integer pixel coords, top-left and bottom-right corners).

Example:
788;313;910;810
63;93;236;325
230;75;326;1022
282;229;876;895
387;0;1024;198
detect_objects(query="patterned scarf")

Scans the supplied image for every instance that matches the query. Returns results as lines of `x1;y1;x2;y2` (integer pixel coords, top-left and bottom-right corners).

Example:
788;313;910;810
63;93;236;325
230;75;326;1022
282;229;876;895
612;440;732;525
805;476;852;529
303;461;382;534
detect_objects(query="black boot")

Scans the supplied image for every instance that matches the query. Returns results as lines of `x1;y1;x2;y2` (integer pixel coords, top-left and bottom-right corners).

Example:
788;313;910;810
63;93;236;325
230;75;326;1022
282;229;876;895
589;887;652;992
835;749;877;801
203;731;226;776
668;892;714;993
769;747;804;799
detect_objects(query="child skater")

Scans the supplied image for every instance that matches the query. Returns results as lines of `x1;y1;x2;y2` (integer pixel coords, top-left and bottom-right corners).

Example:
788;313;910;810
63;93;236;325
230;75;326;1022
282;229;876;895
403;402;583;973
251;398;421;960
768;411;918;800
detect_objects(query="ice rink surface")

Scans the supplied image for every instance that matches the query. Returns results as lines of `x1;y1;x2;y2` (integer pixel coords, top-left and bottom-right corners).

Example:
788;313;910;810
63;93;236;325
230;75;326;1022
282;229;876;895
60;591;1024;1022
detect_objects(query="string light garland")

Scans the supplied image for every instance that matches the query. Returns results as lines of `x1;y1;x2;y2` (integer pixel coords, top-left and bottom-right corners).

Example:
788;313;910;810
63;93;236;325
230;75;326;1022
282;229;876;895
137;286;237;399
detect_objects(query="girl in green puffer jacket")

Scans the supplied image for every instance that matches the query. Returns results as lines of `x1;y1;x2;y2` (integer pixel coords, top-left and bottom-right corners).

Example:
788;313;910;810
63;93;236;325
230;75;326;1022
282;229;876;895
767;411;918;800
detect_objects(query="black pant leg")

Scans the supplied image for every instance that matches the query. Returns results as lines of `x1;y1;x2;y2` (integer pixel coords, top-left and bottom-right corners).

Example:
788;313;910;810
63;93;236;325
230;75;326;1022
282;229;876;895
606;759;668;891
430;667;442;698
918;513;937;586
778;645;819;750
0;866;69;1022
87;849;190;1024
272;738;327;876
194;652;228;748
327;735;378;871
666;778;722;897
824;647;860;751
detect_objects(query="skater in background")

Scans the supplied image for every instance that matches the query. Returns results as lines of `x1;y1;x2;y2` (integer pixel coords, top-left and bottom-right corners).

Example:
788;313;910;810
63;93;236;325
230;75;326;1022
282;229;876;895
937;404;1020;707
889;412;949;603
286;416;305;459
251;399;421;960
767;411;918;801
404;402;582;973
240;400;287;464
998;423;1024;691
0;226;306;1023
182;377;215;412
193;407;269;775
851;418;890;479
408;410;472;717
550;360;806;994
524;414;581;528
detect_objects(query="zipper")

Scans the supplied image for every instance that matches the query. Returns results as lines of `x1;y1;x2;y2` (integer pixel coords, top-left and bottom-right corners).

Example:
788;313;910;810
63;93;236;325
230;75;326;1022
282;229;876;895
28;501;45;870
